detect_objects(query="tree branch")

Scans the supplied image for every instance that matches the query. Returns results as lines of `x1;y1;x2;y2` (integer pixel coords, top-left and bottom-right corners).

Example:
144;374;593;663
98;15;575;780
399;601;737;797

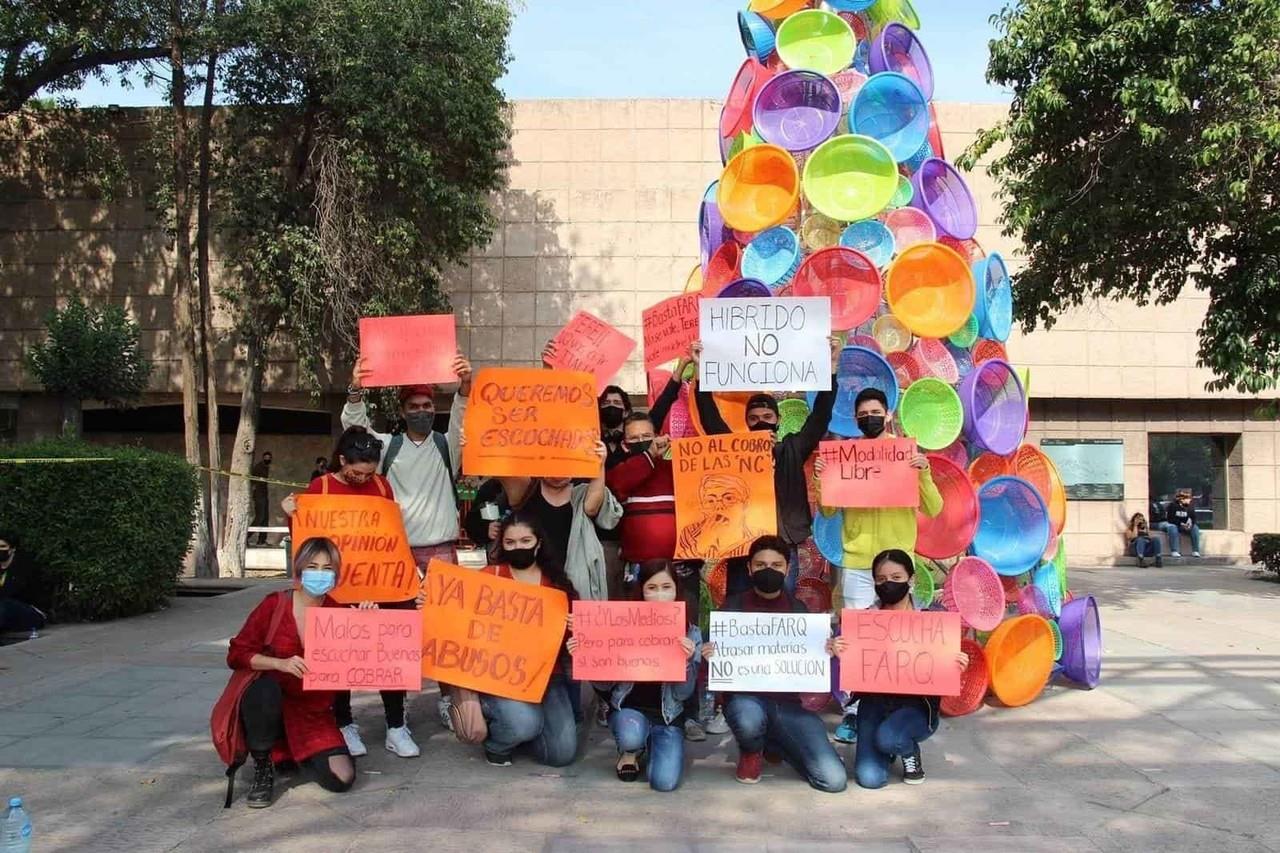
1;44;170;114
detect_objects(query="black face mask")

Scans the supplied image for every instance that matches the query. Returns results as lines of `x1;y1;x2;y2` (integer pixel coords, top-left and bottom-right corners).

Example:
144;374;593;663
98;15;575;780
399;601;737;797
625;440;652;456
600;406;625;429
857;414;886;438
875;580;911;606
751;568;786;594
749;421;779;433
506;547;538;570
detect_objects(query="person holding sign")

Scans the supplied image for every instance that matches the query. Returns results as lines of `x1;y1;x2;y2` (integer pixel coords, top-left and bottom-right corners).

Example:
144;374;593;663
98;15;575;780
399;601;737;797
475;511;580;768
574;560;701;791
702;536;847;792
224;538;355;808
830;549;968;789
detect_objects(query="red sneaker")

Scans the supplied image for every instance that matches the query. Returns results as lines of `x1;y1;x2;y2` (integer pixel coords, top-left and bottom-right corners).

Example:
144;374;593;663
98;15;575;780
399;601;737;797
736;751;763;784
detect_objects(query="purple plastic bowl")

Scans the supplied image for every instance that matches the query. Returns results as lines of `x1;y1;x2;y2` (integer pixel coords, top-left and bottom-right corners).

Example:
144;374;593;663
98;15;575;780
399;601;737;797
869;21;935;100
958;358;1027;455
716;278;773;299
910;157;979;240
699;181;732;272
1058;595;1102;689
752;70;842;153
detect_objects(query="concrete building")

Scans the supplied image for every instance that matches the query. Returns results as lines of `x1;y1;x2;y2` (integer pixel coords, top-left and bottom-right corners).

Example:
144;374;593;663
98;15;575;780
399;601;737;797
1;101;1275;563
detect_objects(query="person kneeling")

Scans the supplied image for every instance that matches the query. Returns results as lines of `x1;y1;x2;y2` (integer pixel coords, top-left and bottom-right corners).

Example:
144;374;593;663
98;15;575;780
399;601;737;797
704;536;847;793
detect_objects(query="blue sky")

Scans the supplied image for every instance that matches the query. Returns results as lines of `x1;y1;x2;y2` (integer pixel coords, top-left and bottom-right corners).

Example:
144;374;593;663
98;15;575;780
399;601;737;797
69;0;1012;106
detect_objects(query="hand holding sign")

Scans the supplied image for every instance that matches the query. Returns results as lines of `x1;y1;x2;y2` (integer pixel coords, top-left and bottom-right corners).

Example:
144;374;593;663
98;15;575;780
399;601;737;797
292;495;419;604
303;608;423;692
838;609;962;696
571;601;687;682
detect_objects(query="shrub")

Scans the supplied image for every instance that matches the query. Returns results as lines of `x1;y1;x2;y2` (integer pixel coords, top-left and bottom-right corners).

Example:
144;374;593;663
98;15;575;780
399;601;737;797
1249;534;1280;578
0;440;197;621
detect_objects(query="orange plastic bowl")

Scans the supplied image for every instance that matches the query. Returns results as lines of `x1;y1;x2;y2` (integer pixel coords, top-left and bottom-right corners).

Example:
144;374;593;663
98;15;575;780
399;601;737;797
1014;444;1068;538
885;241;976;338
969;451;1013;488
985;614;1056;707
717;144;802;233
972;338;1009;365
750;0;811;20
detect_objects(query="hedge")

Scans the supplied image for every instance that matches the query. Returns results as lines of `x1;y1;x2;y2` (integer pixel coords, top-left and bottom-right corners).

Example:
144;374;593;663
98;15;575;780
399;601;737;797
0;440;198;621
1250;534;1280;579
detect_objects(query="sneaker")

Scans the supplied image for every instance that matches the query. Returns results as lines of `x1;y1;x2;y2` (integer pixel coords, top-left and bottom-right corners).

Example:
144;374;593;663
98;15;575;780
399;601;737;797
735;751;763;784
1170;551;1182;558
683;717;706;742
1136;557;1147;569
1192;551;1201;558
437;694;455;732
484;749;512;767
339;723;367;757
704;709;730;735
595;700;610;728
246;754;275;808
1155;556;1164;568
832;714;857;744
902;747;925;785
385;725;420;758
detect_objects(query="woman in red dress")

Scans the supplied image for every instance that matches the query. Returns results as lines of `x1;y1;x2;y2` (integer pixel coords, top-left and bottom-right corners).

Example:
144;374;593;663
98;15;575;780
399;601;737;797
227;536;354;808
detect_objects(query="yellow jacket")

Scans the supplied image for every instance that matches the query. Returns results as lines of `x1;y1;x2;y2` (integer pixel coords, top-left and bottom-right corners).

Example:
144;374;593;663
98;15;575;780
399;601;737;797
822;460;944;570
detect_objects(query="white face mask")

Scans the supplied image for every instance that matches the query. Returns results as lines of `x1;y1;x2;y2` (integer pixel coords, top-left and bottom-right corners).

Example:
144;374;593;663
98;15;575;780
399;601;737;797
644;586;678;603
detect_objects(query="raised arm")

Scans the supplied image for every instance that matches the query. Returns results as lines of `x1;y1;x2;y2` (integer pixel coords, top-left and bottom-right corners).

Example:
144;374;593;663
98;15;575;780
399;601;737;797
647;356;689;432
690;342;731;436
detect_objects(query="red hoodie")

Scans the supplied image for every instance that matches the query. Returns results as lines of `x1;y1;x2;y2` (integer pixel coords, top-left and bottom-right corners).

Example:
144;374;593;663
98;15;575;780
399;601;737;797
606;451;676;562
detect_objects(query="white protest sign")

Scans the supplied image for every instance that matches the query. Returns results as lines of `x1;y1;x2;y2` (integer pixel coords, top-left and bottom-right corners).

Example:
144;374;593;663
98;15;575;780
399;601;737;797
707;611;831;692
699;297;832;392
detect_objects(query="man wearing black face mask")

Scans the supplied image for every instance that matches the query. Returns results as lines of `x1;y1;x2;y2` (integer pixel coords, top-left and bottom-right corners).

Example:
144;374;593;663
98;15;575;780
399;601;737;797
597;385;633;469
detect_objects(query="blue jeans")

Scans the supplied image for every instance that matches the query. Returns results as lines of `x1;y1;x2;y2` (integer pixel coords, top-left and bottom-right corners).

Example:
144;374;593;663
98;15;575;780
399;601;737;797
853;696;934;789
481;673;578;766
1130;536;1162;559
723;694;847;792
610;708;685;792
1159;522;1201;554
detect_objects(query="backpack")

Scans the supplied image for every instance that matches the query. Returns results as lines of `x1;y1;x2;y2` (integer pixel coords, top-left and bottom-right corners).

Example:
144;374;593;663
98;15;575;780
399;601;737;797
210;591;291;808
381;431;457;494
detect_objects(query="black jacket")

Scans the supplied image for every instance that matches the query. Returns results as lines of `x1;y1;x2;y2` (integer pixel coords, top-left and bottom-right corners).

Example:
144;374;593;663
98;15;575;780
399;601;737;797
1165;501;1193;527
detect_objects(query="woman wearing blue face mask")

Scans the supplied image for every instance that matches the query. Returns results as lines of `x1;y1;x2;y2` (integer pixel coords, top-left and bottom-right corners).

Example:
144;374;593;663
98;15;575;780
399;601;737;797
226;537;355;808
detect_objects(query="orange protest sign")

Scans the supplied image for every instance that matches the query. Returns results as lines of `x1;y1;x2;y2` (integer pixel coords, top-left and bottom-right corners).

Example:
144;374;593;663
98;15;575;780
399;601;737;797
303;608;423;692
571;601;687;682
292;495;419;604
462;367;601;478
420;560;569;703
546;311;637;394
839;609;962;696
357;314;457;387
818;438;920;508
642;293;700;369
672;434;776;560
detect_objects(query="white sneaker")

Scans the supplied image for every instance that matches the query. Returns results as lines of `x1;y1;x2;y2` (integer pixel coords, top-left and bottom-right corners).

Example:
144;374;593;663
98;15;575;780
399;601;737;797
385;725;420;758
438;694;455;732
340;723;367;757
1192;551;1201;558
705;709;730;735
1170;551;1182;558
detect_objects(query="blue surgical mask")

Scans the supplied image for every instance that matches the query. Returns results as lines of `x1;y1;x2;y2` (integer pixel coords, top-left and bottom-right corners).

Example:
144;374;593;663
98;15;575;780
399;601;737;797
300;569;336;597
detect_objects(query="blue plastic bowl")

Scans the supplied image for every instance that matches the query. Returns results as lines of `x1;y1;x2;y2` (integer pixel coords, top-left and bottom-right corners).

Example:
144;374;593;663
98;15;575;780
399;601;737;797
973;252;1013;343
813;510;847;567
839;219;895;268
826;0;877;9
808;345;900;437
850;72;931;163
716;278;773;298
742;226;801;290
973;476;1051;577
737;10;777;63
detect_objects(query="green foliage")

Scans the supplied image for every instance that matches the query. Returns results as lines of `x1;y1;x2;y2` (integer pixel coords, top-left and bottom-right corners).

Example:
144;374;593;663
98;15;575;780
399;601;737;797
24;299;153;406
1249;533;1280;577
964;0;1280;393
0;440;198;620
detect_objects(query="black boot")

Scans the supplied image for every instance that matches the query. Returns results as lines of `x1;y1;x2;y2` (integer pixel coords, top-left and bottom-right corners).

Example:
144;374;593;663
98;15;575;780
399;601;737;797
247;751;275;808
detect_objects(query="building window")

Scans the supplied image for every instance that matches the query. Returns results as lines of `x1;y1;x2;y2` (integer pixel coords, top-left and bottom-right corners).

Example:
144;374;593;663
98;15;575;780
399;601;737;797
1148;434;1232;530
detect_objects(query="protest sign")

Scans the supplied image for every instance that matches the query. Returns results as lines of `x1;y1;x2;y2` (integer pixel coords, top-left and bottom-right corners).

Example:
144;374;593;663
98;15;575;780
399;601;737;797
546;311;637;394
420;560;570;703
671;434;776;560
707;612;831;692
571;601;687;682
357;314;457;387
647;367;673;408
818;438;920;508
642;293;701;369
698;297;832;392
462;367;601;479
839;609;962;696
292;495;419;604
303;608;423;692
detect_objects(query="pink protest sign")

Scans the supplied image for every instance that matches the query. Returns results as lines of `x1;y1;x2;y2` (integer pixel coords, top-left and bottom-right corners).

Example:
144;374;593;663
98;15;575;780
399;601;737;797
358;314;457;387
819;438;920;508
839;609;962;697
546;311;637;394
571;601;687;682
303;608;423;692
642;293;701;369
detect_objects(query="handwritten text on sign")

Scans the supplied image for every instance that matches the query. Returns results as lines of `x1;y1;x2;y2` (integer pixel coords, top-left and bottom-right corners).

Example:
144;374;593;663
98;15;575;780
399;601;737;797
546;311;637;394
292;495;419;604
462;367;601;479
303;608;423;692
571;601;687;682
707;612;831;692
839;609;962;696
420;560;569;703
699;297;832;392
818;438;920;508
672;434;777;560
357;314;457;387
642;293;701;369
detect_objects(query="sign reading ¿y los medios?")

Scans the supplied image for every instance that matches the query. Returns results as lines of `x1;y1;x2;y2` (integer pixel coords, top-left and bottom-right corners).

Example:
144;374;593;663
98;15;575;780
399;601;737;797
698;297;832;392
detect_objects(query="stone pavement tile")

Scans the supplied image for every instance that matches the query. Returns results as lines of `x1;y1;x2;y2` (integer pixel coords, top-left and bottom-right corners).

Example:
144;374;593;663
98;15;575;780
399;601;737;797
0;710;66;736
5;691;128;718
1088;812;1277;853
0;734;171;767
1131;787;1280;848
345;828;550;852
171;804;360;853
912;837;1101;852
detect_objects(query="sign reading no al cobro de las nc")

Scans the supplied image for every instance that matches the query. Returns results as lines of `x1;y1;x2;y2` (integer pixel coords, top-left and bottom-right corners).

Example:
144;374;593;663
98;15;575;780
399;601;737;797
1039;438;1125;501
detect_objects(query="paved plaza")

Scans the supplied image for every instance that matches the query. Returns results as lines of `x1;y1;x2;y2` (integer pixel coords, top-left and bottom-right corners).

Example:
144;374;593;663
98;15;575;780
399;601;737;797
1;564;1278;852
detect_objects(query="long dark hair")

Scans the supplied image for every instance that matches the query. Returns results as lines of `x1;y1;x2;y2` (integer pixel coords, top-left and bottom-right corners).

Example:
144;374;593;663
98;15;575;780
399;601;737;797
495;510;577;598
329;426;383;472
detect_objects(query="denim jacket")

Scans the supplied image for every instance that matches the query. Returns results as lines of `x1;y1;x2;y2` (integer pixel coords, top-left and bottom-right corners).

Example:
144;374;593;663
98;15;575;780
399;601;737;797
599;625;702;725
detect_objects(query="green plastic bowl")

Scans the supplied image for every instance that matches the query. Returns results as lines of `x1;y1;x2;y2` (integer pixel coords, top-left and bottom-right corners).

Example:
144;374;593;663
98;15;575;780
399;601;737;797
898;377;964;450
777;397;811;439
868;0;921;30
802;134;899;222
912;554;937;607
888;173;915;208
776;10;856;76
948;314;980;348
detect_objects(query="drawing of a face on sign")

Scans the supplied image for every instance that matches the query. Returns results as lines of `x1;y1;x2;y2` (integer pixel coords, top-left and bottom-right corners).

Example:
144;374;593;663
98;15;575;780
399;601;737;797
678;473;767;561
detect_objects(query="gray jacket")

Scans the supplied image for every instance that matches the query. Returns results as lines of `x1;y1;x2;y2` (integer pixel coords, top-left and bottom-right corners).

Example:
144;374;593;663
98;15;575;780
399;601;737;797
566;482;621;601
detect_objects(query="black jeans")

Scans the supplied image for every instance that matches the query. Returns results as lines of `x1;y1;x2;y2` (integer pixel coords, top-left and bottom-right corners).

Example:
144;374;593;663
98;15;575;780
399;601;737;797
0;598;45;634
251;491;269;545
332;598;412;729
239;677;353;792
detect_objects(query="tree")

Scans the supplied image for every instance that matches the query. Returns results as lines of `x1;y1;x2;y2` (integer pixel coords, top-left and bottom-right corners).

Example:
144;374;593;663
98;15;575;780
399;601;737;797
24;299;153;437
962;0;1280;393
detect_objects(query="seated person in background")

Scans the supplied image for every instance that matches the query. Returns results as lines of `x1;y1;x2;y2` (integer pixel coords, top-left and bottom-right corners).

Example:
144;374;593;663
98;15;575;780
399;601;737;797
1126;512;1162;568
1159;489;1201;558
0;531;47;636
